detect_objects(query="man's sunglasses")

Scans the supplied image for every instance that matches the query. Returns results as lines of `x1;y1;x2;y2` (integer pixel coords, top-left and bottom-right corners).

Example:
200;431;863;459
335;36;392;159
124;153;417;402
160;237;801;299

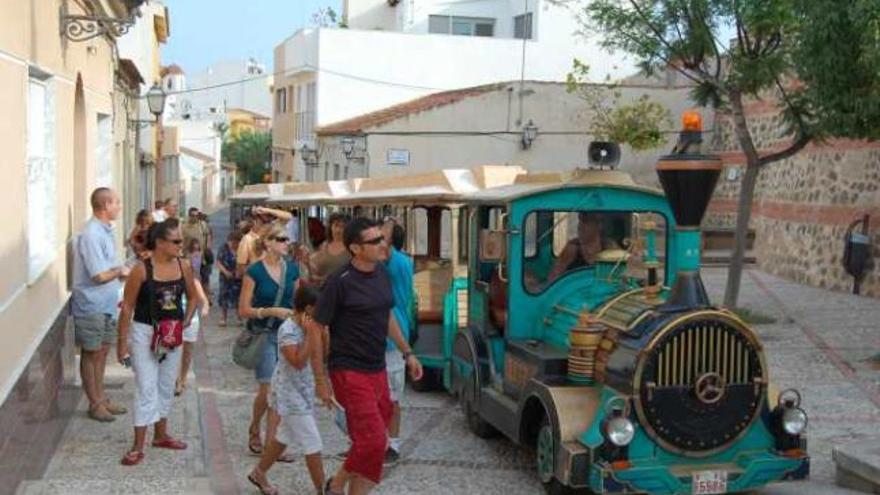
271;236;290;243
359;235;385;245
165;238;184;245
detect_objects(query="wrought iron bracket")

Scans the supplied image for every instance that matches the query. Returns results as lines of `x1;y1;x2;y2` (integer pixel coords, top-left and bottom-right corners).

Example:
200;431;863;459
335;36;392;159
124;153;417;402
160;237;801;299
60;1;140;42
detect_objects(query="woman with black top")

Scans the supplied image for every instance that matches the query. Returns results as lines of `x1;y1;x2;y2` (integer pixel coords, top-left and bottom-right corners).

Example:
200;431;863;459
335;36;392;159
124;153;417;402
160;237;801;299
116;218;198;466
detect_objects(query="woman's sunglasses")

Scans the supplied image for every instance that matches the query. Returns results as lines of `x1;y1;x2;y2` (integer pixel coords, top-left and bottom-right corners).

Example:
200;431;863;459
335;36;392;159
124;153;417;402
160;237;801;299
271;236;290;243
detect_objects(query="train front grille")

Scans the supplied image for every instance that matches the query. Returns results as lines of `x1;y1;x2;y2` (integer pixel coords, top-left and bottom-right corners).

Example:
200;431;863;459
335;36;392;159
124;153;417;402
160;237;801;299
636;314;766;456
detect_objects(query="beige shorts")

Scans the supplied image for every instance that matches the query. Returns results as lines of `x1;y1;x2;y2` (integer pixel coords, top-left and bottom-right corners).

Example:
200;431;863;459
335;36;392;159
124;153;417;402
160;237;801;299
276;413;323;455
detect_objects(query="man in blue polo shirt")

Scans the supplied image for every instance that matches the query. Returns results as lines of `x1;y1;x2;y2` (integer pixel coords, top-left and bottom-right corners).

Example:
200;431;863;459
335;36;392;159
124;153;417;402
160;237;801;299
72;187;130;422
380;217;414;465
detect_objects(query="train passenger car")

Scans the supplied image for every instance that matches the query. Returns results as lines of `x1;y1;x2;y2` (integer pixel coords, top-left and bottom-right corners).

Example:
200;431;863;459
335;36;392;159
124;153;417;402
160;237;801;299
333;166;525;389
429;126;809;494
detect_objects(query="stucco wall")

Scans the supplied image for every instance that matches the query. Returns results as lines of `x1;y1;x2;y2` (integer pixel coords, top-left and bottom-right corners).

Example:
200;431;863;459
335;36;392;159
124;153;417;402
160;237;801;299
0;0;120;402
707;96;880;298
314;81;701;183
276;2;635;131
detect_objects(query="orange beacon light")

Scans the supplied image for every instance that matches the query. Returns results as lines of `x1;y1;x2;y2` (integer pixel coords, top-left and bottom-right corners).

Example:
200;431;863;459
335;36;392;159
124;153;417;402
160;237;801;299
682;110;702;132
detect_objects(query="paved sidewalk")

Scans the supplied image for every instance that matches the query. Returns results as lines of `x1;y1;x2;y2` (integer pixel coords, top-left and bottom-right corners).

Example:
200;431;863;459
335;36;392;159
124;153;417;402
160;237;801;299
15;211;879;494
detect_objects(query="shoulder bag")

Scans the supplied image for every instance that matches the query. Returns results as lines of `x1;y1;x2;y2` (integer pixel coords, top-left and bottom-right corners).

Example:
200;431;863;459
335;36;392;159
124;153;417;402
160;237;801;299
232;261;288;370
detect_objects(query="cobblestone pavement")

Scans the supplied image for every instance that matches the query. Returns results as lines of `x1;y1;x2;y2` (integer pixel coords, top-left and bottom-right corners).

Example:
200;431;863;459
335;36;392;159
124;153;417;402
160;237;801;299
17;210;879;494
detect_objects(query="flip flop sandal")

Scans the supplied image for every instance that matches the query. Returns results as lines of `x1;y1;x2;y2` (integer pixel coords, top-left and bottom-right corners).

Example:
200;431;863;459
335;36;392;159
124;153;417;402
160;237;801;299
152;437;188;450
121;450;144;466
276;451;296;463
324;477;344;495
247;470;279;495
248;429;263;455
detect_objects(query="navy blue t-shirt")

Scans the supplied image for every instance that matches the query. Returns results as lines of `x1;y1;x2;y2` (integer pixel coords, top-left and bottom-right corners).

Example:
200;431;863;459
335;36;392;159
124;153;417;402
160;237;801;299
314;262;393;372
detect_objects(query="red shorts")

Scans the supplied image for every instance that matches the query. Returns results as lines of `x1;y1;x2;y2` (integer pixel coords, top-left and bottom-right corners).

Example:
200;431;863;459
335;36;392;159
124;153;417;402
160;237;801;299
330;369;393;484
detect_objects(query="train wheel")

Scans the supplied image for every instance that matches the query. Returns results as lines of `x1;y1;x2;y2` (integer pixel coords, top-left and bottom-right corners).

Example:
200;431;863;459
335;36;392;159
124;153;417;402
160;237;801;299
537;417;586;495
460;372;497;438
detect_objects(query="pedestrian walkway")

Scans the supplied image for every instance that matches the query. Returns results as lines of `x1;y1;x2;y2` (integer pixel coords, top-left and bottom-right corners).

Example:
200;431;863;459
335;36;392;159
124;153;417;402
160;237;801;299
16;210;879;494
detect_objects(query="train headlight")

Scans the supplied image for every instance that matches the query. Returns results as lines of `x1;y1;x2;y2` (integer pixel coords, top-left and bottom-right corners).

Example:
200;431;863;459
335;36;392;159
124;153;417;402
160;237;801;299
782;406;808;435
606;417;635;447
774;389;808;438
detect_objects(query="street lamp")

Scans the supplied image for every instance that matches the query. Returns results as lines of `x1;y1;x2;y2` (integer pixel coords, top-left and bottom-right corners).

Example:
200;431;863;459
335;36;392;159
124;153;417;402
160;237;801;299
301;144;318;165
145;83;167;117
521;119;538;149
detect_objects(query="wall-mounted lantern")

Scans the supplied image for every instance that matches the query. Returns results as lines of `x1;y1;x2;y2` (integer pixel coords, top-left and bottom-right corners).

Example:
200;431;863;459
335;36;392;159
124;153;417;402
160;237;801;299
127;83;166;130
521;119;538;149
341;137;356;157
301;144;319;166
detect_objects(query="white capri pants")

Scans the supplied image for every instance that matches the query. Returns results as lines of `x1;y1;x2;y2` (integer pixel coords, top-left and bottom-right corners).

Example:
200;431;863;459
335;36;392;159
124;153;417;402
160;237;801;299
129;321;182;427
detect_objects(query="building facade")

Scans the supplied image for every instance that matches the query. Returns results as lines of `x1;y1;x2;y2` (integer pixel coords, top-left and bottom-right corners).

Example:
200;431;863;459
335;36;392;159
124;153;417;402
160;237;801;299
0;0;161;489
314;80;698;182
116;0;169;232
272;0;633;182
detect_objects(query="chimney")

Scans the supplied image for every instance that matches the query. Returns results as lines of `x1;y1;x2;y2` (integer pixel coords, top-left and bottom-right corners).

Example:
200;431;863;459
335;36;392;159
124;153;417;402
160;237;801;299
656;110;722;311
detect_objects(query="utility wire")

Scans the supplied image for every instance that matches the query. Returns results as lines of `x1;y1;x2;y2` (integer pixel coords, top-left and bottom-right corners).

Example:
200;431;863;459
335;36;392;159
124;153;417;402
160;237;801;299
152;63;445;98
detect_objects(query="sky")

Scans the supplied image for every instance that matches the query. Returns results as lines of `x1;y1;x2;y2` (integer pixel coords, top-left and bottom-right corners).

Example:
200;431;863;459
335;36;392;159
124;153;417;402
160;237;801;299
162;0;342;74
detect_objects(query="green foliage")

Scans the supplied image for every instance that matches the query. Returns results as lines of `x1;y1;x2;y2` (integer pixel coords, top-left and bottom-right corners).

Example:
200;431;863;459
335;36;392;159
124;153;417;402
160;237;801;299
566;59;672;151
571;0;880;307
221;131;272;186
579;0;880;143
793;0;880;140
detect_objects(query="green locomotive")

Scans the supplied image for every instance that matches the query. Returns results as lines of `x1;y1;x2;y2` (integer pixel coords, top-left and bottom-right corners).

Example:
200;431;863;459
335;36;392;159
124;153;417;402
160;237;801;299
414;115;810;494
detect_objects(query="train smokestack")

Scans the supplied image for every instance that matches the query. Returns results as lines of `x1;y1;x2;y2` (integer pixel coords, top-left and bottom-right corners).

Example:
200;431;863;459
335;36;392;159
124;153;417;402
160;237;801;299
656;111;722;311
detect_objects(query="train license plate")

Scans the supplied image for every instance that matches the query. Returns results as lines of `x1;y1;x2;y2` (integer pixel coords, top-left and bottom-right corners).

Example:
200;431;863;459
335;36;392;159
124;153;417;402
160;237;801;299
692;470;727;494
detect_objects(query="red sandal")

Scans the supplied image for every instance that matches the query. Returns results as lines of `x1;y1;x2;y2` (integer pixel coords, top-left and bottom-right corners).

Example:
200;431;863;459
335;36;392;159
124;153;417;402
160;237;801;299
121;450;144;466
152;436;188;450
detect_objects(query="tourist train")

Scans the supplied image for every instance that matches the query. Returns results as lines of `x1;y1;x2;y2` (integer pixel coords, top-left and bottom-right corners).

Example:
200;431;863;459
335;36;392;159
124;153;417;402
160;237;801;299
231;113;809;494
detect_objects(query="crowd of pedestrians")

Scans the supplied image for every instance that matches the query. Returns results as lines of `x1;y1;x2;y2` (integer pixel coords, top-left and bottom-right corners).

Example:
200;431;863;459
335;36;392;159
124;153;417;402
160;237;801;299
71;187;422;494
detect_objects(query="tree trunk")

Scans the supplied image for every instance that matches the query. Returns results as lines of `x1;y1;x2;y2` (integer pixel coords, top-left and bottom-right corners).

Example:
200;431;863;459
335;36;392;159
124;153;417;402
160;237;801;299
722;88;763;309
723;162;760;308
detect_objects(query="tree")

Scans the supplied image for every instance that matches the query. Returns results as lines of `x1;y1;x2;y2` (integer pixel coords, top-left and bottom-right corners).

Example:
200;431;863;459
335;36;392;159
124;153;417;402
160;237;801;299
566;59;672;151
569;0;880;307
311;6;338;28
221;130;272;186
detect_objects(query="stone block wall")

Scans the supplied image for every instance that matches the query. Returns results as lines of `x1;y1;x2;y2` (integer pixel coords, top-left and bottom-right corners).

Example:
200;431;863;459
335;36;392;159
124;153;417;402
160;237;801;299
706;93;880;298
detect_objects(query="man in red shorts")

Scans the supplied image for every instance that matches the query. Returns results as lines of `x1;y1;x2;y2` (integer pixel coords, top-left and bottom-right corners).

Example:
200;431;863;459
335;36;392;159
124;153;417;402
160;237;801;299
315;217;423;495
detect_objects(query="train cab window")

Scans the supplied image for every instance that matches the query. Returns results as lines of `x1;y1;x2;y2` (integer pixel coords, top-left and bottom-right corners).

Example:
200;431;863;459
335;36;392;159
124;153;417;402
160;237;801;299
523;210;668;293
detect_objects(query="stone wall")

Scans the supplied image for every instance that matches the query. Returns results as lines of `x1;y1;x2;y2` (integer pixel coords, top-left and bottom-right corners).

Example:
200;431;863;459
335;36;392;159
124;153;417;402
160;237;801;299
707;93;880;298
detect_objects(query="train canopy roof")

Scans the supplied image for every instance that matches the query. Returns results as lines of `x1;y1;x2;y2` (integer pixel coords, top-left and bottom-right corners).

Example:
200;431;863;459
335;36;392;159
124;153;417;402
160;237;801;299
335;165;525;205
464;168;664;203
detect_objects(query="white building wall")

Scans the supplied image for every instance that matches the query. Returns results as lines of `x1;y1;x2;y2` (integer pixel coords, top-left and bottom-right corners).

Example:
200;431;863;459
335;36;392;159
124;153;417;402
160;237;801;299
185;59;272;117
344;0;398;30
317;82;702;185
310;25;629;127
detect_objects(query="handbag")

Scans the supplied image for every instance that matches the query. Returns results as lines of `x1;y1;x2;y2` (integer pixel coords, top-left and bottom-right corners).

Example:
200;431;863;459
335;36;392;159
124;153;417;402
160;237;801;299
147;259;186;360
232;261;288;370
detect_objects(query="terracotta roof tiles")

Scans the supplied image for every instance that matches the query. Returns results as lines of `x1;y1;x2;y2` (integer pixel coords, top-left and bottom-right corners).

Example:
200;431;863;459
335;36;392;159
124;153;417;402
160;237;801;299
316;82;511;135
